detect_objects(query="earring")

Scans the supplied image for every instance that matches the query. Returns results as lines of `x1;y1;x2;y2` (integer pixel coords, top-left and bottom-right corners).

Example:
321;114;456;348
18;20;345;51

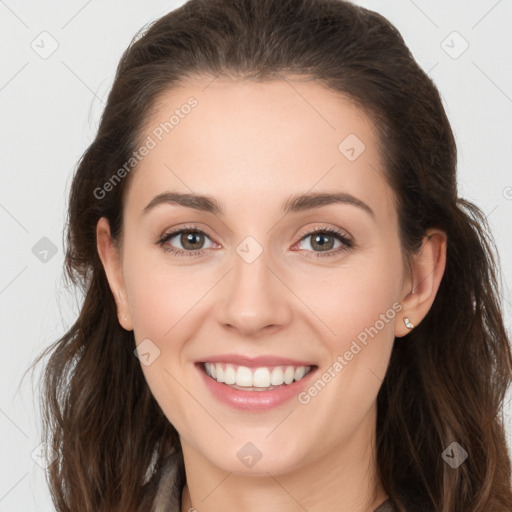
404;317;414;329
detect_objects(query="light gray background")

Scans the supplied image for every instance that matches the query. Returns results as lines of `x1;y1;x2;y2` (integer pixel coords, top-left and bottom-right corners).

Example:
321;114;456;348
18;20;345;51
1;0;511;510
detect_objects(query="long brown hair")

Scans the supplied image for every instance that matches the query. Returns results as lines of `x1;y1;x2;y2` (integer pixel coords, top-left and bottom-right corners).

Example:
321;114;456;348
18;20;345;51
34;0;512;510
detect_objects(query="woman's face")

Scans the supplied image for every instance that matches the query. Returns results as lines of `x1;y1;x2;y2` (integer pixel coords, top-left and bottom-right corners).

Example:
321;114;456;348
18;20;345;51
101;76;413;476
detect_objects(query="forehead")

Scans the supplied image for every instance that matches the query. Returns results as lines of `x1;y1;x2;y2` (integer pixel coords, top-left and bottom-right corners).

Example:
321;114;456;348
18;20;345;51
124;76;394;223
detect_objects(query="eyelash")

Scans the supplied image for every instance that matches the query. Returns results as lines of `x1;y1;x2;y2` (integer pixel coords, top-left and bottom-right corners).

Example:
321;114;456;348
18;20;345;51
156;224;354;259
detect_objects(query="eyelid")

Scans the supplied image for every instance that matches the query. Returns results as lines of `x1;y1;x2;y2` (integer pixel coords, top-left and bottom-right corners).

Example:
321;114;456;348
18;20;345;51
157;223;354;258
294;224;353;244
156;223;217;254
291;225;354;258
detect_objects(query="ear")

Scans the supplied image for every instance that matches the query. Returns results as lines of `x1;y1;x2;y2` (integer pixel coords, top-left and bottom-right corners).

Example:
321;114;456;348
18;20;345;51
96;217;133;331
395;228;447;337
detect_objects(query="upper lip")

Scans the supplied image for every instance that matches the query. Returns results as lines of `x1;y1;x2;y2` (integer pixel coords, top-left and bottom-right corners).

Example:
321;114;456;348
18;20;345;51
198;354;316;368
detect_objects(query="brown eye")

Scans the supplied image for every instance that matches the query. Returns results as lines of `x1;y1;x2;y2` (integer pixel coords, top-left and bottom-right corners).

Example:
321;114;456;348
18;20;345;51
178;231;205;250
295;227;354;258
309;232;337;251
157;225;215;256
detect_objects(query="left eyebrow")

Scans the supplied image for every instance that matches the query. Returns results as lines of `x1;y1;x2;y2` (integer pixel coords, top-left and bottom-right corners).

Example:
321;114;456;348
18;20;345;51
141;191;375;219
282;191;375;218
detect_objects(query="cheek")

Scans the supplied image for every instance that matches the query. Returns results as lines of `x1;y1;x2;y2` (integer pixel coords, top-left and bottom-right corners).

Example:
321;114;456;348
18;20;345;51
123;246;206;339
122;250;205;431
299;250;402;395
124;233;403;350
293;264;401;440
298;254;402;346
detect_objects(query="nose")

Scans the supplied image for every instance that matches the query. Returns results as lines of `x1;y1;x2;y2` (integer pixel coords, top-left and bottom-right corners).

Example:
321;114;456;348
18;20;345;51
216;246;293;338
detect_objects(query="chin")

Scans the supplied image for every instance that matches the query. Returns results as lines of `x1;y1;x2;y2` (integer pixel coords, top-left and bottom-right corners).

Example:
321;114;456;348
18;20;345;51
196;436;309;476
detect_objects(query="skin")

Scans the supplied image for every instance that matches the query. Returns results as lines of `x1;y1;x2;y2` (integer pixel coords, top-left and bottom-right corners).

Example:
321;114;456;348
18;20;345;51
97;76;447;512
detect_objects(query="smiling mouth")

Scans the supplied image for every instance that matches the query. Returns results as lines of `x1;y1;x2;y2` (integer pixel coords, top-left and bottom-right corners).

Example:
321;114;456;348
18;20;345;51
200;362;316;391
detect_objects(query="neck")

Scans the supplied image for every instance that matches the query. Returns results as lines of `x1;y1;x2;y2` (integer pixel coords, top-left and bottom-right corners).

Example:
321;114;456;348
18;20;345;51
179;409;387;512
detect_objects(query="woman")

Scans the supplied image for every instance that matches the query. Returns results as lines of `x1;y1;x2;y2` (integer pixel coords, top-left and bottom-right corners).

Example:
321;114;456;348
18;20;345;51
37;0;512;510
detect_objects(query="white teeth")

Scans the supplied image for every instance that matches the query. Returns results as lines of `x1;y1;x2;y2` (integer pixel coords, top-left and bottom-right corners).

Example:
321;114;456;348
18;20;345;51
252;367;271;387
283;366;295;384
270;367;284;386
224;365;236;385
203;362;312;389
294;366;306;381
236;366;253;387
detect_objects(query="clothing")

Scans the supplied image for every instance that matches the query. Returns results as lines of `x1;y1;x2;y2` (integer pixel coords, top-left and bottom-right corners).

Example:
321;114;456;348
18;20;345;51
151;450;398;512
373;499;396;512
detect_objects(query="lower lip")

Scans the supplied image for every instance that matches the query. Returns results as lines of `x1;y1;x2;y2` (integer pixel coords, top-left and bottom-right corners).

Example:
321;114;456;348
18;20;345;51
196;363;318;411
